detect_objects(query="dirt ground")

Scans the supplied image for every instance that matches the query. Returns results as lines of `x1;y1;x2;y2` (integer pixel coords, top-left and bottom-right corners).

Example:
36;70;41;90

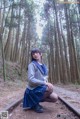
0;79;80;119
9;100;79;119
0;78;80;113
8;83;80;119
0;78;26;111
55;83;80;93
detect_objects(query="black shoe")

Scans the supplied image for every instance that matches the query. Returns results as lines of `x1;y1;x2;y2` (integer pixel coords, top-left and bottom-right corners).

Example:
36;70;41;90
32;105;44;113
38;104;43;109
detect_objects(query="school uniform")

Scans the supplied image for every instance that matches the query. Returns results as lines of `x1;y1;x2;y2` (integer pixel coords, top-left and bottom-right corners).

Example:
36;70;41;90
23;61;48;109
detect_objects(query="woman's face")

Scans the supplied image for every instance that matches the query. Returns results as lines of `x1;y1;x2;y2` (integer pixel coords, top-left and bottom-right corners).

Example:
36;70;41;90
32;52;42;61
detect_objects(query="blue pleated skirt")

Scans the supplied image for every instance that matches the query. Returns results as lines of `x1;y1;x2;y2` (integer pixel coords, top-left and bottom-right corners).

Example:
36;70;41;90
23;85;47;109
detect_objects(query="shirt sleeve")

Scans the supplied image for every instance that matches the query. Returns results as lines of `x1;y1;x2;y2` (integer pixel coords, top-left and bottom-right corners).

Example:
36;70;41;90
28;63;45;85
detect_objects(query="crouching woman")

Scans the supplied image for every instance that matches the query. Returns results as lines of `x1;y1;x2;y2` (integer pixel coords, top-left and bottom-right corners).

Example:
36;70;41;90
23;48;58;113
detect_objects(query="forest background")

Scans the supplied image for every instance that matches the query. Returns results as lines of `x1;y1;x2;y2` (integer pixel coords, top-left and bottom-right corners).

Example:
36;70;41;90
0;0;80;85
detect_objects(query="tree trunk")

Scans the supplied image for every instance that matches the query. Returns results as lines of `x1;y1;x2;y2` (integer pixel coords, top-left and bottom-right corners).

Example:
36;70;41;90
4;5;14;60
64;1;79;83
12;2;21;62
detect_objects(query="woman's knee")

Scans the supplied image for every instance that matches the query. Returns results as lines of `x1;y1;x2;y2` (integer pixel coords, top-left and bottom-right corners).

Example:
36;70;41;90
43;87;53;99
50;93;58;102
46;86;53;94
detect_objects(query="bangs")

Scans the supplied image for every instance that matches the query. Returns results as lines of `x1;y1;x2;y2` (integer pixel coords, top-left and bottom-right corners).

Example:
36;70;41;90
31;49;41;54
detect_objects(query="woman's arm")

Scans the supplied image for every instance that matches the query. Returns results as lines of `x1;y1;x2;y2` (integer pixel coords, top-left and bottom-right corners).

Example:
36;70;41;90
28;63;46;85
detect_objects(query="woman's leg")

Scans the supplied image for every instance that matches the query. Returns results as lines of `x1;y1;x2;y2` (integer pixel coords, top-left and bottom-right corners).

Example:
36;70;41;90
43;85;58;102
44;92;58;102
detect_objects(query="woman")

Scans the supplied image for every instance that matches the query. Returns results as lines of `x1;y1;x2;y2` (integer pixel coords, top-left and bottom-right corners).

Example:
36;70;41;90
23;48;58;113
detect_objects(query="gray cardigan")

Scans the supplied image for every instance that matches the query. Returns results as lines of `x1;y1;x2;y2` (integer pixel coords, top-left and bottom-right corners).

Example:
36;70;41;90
27;62;48;90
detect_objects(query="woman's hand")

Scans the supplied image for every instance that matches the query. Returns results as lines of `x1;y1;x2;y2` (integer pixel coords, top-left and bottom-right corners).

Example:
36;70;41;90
45;82;54;92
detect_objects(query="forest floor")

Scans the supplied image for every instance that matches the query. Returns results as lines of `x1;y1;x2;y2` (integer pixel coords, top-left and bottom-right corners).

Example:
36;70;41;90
0;78;26;111
10;100;79;119
8;83;80;119
0;61;27;111
0;76;80;111
0;79;80;119
55;83;80;93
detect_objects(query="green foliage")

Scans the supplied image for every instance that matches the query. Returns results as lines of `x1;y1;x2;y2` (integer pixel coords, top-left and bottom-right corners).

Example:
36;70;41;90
4;0;36;28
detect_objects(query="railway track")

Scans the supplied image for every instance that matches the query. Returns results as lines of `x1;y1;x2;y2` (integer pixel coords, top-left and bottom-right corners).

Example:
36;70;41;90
0;96;80;119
